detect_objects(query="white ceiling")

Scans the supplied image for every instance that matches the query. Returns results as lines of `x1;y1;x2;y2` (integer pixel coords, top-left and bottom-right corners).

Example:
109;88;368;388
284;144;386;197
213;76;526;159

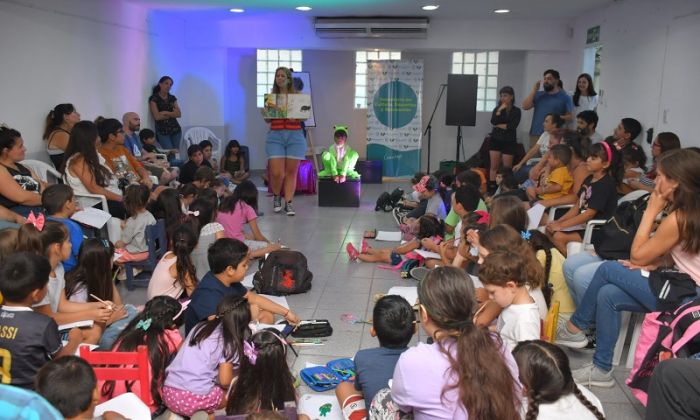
126;0;615;20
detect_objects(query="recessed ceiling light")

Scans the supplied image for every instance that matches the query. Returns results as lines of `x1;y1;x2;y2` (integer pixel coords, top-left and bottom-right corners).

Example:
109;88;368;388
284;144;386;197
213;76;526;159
421;5;439;11
494;9;510;14
296;6;312;11
229;8;244;13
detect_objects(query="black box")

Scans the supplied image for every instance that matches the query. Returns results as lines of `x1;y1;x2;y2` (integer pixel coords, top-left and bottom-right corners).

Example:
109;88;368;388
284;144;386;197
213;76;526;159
356;160;383;184
318;178;360;207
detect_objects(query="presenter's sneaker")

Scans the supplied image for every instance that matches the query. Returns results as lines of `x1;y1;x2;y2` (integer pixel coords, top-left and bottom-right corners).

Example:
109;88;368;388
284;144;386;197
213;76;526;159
572;363;615;388
285;201;295;216
273;195;283;213
555;322;589;349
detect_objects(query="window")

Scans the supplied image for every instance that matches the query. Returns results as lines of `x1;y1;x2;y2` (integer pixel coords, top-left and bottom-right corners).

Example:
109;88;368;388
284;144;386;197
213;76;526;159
355;50;402;108
256;49;303;108
451;51;499;112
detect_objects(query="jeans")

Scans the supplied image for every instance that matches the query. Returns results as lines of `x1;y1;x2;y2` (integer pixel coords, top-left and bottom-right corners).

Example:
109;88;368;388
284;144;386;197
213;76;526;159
156;131;182;151
515;164;535;184
98;304;139;350
564;252;604;306
570;261;657;371
11;205;44;218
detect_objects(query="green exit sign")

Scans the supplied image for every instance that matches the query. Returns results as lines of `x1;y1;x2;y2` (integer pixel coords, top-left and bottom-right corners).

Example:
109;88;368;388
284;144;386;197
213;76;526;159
587;25;600;44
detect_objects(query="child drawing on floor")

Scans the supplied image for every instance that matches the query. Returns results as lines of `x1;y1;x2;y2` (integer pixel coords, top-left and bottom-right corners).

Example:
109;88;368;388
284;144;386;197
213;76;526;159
513;340;605;419
163;295;251;418
114;184;156;263
346;214;444;264
479;250;541;352
102;296;184;413
226;329;296;415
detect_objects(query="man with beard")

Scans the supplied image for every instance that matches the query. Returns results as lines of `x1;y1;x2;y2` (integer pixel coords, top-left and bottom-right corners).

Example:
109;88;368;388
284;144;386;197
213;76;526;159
522;69;574;147
576;110;603;143
122;112;178;185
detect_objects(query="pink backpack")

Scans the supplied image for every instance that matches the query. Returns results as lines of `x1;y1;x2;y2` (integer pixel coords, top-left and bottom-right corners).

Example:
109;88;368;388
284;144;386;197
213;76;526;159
627;298;700;405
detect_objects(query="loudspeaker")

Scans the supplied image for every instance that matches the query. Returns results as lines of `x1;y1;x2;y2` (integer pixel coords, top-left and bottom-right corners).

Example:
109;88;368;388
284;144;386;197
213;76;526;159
445;74;478;127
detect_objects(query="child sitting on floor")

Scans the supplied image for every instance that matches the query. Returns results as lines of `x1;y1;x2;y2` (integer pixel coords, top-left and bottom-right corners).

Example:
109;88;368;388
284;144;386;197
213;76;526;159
226;329;297;415
347;214;443;264
114;184;156;263
221;139;250;184
335;295;415;419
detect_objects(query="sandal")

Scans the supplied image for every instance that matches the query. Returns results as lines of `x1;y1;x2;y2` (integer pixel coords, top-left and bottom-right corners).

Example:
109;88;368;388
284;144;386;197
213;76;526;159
346;243;360;261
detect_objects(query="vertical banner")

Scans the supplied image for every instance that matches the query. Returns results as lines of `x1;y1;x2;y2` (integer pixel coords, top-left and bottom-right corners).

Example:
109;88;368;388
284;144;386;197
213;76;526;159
366;59;423;177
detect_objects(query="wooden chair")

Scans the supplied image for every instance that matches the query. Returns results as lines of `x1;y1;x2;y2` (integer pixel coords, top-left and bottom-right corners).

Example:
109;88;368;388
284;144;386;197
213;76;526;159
79;345;152;406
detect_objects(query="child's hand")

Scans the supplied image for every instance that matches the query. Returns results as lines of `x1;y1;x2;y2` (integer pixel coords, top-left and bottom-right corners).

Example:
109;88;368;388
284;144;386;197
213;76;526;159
106;306;128;326
67;327;82;344
284;310;301;325
546;221;561;233
466;229;480;247
92;307;114;323
420;237;438;251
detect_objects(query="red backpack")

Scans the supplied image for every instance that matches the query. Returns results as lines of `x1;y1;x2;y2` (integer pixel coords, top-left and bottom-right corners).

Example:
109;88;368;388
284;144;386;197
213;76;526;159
627;297;700;405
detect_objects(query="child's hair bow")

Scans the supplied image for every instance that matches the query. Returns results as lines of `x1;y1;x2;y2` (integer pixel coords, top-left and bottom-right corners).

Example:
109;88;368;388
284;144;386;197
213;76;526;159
26;211;45;231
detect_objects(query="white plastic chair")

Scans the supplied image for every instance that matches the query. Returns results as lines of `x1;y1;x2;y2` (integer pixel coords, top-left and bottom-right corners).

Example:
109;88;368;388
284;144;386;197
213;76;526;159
20;159;62;184
183;127;222;163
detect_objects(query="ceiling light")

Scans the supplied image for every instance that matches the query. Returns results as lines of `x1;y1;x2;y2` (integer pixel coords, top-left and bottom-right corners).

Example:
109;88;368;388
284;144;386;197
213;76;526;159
296;6;312;11
229;8;244;13
421;5;439;11
494;9;510;14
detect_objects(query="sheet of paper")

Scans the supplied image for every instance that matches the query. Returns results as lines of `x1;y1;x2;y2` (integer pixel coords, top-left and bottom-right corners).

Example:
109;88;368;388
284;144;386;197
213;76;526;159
375;231;402;241
62;342;99;356
298;394;343;420
414;249;441;260
58;319;94;330
71;207;112;229
94;392;151;419
387;286;419;305
259;294;289;309
527;203;546;230
242;272;255;288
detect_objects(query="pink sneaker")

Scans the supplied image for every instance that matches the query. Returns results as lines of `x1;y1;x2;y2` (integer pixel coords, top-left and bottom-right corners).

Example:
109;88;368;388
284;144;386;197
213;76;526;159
346;243;359;261
361;239;370;254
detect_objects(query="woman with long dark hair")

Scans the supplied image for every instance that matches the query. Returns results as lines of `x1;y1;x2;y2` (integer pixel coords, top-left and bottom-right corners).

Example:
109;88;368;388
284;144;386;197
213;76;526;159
0;125;45;216
488;86;521;193
62;120;125;218
149;76;182;151
627;131;681;192
43;103;80;168
572;73;598;118
556;149;700;387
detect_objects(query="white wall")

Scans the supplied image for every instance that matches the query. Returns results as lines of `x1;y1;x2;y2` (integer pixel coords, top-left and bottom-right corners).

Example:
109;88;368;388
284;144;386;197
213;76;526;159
569;0;700;150
0;0;150;159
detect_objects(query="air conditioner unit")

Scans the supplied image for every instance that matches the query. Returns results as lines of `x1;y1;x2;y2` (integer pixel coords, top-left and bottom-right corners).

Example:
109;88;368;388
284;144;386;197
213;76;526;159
314;17;429;39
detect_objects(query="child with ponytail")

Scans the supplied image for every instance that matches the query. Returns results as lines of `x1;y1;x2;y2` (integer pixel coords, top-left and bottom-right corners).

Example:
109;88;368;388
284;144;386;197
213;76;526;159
147;224;198;300
187;196;226;280
374;266;521;419
20;217;113;343
513;340;605;419
479;250;541;352
163;294;252;417
102;296;184;413
546;142;621;255
525;229;576;315
226;329;296;415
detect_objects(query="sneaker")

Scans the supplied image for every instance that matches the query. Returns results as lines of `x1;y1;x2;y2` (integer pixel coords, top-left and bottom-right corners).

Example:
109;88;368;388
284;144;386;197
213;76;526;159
285;201;295;216
555;321;589;349
572;363;615;388
392;207;403;226
409;266;431;281
273;195;283;213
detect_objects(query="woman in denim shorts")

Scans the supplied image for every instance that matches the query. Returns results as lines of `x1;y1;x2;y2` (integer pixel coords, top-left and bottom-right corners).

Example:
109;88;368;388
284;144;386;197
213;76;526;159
264;67;307;216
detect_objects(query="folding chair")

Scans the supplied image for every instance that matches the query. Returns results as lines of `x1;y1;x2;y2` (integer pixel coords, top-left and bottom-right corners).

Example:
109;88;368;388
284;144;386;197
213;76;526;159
80;345;152;406
124;219;167;290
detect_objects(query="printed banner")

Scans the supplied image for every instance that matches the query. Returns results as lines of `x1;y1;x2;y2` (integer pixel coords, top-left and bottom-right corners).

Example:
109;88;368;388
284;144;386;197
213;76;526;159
366;60;423;177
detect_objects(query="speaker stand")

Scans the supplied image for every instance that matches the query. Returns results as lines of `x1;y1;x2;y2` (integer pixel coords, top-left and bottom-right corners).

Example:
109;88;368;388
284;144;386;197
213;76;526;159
455;125;465;162
424;84;447;173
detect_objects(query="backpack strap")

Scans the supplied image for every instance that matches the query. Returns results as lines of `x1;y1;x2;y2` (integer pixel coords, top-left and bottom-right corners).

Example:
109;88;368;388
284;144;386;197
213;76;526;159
671;320;700;355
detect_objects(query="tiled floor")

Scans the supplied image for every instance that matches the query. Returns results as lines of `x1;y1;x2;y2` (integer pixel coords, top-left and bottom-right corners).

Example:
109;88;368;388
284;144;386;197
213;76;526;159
117;180;645;419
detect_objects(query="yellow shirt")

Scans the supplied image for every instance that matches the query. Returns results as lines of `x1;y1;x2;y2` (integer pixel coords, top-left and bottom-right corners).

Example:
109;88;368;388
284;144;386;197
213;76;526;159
536;248;576;314
540;166;574;200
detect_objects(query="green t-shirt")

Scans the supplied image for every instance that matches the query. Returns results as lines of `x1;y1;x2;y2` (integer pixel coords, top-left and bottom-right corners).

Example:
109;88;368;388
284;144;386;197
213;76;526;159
444;199;487;240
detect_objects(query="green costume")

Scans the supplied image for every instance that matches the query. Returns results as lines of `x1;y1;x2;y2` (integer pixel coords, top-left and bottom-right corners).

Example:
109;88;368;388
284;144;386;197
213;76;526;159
318;125;360;179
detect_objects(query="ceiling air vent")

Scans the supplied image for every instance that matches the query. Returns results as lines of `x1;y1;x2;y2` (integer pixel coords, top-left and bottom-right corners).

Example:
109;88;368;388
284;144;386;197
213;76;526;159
314;17;429;39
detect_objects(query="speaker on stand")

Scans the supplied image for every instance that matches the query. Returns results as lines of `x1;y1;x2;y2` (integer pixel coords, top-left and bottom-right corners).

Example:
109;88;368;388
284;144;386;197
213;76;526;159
445;74;478;161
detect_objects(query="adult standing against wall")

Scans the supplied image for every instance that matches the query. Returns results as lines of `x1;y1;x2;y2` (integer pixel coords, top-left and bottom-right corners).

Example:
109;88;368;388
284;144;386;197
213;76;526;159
264;67;307;216
522;69;573;147
43;103;80;169
149;76;182;151
571;74;598;120
487;86;521;194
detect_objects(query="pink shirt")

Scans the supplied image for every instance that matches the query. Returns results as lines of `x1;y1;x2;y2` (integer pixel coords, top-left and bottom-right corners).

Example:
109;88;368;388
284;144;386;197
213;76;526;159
147;252;180;300
217;201;257;241
672;243;700;286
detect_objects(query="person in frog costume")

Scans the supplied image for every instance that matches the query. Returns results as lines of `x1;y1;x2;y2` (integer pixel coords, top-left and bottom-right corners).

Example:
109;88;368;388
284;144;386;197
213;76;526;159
318;125;360;183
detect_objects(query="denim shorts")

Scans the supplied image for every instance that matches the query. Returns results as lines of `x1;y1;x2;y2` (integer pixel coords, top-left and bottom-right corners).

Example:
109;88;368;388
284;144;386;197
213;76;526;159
266;129;307;160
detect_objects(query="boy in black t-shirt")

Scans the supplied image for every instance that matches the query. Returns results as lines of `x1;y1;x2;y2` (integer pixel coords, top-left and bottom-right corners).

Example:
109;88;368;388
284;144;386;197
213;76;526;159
0;253;81;389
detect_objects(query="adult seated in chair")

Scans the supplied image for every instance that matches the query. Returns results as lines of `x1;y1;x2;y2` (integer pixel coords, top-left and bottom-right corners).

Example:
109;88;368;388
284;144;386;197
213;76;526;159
0;125;46;217
317;125;359;183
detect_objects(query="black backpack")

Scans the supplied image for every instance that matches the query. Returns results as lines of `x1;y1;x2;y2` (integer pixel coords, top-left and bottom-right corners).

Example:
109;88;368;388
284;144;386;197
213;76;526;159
592;193;649;260
375;188;404;212
253;250;312;295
